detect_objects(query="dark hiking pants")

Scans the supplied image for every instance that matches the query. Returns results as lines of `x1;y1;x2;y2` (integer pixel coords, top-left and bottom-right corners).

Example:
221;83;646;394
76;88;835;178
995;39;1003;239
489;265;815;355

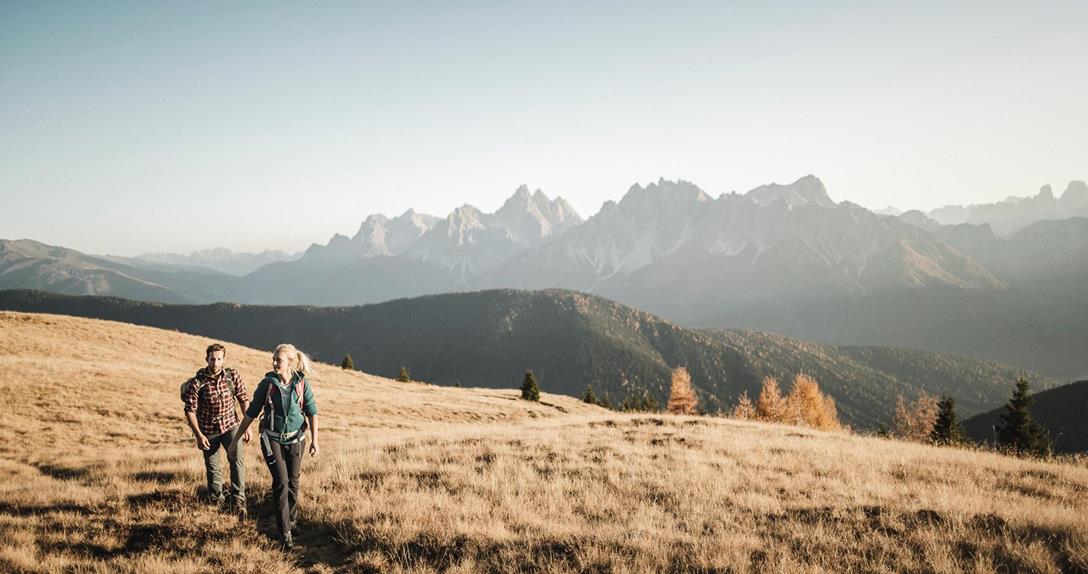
204;425;245;503
260;433;304;541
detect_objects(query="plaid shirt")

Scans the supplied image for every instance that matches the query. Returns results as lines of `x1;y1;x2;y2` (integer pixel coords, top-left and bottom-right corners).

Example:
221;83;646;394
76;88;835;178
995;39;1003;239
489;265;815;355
183;367;248;437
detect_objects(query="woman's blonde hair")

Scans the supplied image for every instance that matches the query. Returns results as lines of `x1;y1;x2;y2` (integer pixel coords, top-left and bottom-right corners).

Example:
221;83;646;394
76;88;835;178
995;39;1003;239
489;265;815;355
273;343;317;378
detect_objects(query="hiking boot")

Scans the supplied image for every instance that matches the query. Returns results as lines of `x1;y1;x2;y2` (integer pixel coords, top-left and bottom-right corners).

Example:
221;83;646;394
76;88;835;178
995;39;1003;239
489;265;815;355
233;498;248;520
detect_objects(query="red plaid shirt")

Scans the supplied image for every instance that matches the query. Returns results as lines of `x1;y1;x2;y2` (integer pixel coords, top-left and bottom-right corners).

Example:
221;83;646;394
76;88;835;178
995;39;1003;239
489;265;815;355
183;367;248;437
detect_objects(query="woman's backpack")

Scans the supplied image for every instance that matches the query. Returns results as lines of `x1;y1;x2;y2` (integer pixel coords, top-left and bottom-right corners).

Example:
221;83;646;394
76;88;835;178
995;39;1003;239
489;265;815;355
261;375;307;434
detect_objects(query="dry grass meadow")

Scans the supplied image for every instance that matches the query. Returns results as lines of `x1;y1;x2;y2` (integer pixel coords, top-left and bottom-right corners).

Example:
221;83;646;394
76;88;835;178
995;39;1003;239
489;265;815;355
1;311;1086;573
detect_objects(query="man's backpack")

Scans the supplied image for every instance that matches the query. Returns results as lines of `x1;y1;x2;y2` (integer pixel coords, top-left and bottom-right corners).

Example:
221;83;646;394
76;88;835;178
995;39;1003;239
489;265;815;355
180;368;236;403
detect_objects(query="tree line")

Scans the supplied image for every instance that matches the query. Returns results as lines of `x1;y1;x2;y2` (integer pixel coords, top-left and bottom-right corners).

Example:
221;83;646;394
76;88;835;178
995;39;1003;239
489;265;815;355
342;353;1051;458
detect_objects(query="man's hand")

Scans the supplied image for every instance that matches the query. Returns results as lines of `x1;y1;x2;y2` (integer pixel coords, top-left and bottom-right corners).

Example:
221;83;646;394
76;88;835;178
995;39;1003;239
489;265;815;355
195;433;210;450
242;428;252;443
309;440;319;458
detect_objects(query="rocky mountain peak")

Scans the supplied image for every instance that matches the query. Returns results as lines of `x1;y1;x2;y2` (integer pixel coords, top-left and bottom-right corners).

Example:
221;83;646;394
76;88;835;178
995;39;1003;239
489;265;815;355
746;175;834;208
1061;181;1088;205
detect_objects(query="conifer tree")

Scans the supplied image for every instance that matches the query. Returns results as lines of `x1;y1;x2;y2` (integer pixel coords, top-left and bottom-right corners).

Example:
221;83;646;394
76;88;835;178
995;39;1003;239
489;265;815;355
397;366;410;383
785;374;840;430
892;391;939;442
997;376;1049;456
756;377;786;422
582;385;598;405
340;354;355;370
930;395;966;445
599;392;614;410
733;391;755;420
666;367;699;415
521;370;540;401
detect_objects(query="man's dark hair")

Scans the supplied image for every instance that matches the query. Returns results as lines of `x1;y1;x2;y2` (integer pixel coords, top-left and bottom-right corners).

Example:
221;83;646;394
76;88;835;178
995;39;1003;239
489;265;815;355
206;343;227;359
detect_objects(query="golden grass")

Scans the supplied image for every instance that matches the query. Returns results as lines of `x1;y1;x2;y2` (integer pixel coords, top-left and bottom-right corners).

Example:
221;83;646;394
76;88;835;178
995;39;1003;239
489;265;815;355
1;311;1086;573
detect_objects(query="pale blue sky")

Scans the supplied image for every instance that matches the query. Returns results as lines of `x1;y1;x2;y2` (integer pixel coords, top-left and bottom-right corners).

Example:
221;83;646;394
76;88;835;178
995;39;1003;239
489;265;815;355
2;1;1085;255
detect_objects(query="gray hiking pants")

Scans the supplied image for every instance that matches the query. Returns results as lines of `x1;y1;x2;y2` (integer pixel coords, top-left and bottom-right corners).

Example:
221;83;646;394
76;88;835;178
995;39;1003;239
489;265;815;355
204;425;245;502
260;433;304;541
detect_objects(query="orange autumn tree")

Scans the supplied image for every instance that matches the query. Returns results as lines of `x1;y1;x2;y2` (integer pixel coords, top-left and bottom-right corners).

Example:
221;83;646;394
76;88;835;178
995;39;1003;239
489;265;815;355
666;366;699;415
741;374;841;431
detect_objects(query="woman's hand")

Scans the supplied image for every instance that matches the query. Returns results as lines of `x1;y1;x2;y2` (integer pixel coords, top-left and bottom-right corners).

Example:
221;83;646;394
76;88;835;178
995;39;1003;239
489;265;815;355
309;440;319;457
242;428;252;443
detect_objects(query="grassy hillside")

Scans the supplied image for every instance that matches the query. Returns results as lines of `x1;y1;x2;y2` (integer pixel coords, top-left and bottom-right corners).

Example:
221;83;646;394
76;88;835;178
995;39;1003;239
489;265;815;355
0;288;1055;429
963;380;1088;454
0;312;1085;573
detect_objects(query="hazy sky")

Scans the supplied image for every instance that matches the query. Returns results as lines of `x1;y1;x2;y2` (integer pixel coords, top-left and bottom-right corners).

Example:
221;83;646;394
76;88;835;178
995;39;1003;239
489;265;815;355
2;1;1085;255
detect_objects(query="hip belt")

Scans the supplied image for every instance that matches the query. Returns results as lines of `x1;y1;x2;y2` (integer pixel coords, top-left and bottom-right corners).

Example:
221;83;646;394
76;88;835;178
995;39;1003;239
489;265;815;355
262;427;305;444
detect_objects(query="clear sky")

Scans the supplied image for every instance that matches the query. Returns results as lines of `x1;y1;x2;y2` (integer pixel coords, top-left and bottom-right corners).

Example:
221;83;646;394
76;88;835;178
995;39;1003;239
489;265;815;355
2;1;1085;255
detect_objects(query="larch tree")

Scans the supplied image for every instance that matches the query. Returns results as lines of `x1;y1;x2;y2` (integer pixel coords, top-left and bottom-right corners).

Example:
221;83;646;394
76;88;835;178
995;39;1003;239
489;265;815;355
666;366;699;415
892;391;939;442
756;377;787;422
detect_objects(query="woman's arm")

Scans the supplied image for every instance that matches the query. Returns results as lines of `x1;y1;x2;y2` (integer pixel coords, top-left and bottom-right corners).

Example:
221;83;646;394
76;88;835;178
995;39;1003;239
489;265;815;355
303;378;318;456
307;415;318;457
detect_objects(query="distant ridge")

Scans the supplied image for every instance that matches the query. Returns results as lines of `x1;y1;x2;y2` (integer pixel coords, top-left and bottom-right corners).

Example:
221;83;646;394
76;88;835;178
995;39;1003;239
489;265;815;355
0;288;1055;429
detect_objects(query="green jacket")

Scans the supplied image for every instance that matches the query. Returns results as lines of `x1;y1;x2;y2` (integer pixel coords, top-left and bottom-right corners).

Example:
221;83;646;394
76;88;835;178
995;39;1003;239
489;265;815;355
246;371;317;442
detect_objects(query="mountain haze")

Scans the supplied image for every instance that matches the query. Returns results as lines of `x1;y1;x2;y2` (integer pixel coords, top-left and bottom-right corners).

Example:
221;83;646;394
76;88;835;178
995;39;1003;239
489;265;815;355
928;180;1088;236
5;175;1088;377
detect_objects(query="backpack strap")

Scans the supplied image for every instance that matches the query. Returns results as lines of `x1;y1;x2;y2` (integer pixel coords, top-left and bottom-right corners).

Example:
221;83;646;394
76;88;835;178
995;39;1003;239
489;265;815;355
262;374;307;433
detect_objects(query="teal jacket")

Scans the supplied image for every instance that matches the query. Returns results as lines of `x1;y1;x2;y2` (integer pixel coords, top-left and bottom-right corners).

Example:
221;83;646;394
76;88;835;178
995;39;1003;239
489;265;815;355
246;371;317;442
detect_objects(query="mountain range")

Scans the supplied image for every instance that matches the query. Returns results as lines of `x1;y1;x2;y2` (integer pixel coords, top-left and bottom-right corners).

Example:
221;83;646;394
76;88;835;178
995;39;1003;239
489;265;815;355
3;175;1087;379
0;288;1060;429
927;181;1088;236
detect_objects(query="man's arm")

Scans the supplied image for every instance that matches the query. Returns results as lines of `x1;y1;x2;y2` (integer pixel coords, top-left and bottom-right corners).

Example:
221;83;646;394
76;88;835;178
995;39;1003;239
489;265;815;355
185;408;210;450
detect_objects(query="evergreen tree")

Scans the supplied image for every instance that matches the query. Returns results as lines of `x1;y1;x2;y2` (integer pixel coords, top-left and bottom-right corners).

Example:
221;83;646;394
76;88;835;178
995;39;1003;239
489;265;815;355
599;392;614;410
997;376;1049;456
397;366;411;383
929;395;966;445
521;370;540;401
666;366;699;415
621;390;658;412
340;354;355;370
582;384;598;405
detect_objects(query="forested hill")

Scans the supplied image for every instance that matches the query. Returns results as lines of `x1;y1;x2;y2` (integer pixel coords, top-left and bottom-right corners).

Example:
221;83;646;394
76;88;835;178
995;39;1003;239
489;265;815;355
0;288;1054;428
963;380;1088;454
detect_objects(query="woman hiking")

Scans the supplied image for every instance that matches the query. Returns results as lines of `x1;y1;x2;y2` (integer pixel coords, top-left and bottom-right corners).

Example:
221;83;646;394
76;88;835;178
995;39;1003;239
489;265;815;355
229;343;319;550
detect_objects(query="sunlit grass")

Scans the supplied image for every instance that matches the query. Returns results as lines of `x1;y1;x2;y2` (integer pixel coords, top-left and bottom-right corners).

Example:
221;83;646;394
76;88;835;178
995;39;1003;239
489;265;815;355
1;312;1085;573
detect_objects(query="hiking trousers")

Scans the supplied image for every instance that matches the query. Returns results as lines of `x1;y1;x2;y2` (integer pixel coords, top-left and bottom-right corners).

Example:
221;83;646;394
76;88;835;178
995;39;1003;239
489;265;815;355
204;425;245;503
260;433;304;541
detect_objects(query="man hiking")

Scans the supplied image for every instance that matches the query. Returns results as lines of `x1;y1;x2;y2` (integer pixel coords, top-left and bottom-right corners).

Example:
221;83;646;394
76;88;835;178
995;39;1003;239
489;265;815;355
183;343;251;516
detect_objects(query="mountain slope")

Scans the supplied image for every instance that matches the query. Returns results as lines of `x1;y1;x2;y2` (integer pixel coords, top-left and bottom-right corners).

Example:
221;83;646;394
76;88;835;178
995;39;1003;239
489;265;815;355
1;311;1085;573
0;239;236;303
0;288;1055;429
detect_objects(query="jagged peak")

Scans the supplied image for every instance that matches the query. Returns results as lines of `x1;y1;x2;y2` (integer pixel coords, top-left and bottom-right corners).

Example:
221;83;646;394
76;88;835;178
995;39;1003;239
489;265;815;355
619;178;711;207
746;174;834;208
1061;181;1088;202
